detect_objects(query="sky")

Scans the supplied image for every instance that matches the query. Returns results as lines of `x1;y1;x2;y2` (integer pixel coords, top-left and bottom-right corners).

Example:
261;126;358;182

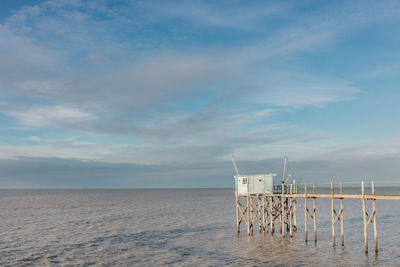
1;0;400;188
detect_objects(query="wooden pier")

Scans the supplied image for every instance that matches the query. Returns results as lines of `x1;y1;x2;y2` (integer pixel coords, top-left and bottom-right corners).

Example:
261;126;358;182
235;181;400;254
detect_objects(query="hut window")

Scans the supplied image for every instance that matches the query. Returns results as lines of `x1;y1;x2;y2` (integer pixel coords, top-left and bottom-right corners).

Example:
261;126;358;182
242;178;248;184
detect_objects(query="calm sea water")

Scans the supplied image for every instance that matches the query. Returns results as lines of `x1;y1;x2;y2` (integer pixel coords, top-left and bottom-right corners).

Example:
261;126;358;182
1;188;400;266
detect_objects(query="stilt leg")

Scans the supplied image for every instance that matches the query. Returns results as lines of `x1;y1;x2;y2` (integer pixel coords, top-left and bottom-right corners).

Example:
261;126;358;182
305;184;308;243
362;181;368;254
331;182;335;247
313;184;317;243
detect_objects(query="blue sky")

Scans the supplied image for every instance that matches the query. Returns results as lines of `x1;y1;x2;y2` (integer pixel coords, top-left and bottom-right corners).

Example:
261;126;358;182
1;0;400;188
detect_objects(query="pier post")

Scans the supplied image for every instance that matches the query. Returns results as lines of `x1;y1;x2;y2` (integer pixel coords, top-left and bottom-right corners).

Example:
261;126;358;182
340;182;344;246
362;181;368;253
304;183;308;242
257;196;262;233
286;198;290;232
235;193;240;233
269;196;274;233
247;196;251;235
281;185;285;237
279;199;282;233
331;182;335;246
262;196;266;232
265;197;270;233
313;183;317;243
289;197;293;237
259;195;265;232
372;182;378;253
293;196;297;231
251;197;255;235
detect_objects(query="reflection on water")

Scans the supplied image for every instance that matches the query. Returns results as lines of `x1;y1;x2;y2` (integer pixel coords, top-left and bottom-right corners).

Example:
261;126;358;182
0;189;399;266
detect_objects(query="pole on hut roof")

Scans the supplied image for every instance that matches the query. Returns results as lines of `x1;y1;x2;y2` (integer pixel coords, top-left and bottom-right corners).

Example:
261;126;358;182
232;155;240;176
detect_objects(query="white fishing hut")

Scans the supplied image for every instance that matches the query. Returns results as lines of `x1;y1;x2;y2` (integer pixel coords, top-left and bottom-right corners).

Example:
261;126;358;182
235;174;276;195
232;155;298;195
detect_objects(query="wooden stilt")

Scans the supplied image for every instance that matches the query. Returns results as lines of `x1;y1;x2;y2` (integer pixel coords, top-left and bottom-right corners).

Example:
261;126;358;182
266;198;269;233
279;198;282;233
289;197;293;237
270;196;274;233
372;182;378;253
262;196;266;232
257;196;262;233
236;194;240;233
247;196;251;235
340;182;344;246
260;196;264;232
304;183;308;242
250;197;255;235
281;186;285;237
285;198;289;232
331;182;335;247
293;197;297;231
362;181;368;254
313;183;317;243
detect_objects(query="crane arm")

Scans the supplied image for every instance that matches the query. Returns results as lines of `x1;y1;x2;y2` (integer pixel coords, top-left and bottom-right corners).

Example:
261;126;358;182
232;155;240;176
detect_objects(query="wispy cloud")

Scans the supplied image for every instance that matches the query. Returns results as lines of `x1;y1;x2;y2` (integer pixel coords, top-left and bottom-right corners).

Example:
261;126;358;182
140;0;287;31
259;78;359;108
10;106;94;127
361;64;400;79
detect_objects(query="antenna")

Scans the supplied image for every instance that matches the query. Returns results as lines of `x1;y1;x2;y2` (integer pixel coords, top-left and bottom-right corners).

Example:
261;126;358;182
282;155;288;183
232;155;240;176
284;174;292;184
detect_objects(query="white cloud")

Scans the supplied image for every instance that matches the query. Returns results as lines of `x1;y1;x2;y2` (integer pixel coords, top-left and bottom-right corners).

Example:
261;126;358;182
0;25;61;80
266;83;358;108
0;144;94;160
229;109;274;125
141;0;286;31
26;136;42;142
361;64;400;79
11;106;94;127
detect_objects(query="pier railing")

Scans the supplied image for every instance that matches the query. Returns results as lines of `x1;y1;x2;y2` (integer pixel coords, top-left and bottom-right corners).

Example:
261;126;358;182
273;184;300;194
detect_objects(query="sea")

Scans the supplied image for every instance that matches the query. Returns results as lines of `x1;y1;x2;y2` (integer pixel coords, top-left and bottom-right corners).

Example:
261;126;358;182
1;188;400;266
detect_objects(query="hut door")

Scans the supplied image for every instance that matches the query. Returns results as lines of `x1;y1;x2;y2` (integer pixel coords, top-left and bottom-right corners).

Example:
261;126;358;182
253;177;264;194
